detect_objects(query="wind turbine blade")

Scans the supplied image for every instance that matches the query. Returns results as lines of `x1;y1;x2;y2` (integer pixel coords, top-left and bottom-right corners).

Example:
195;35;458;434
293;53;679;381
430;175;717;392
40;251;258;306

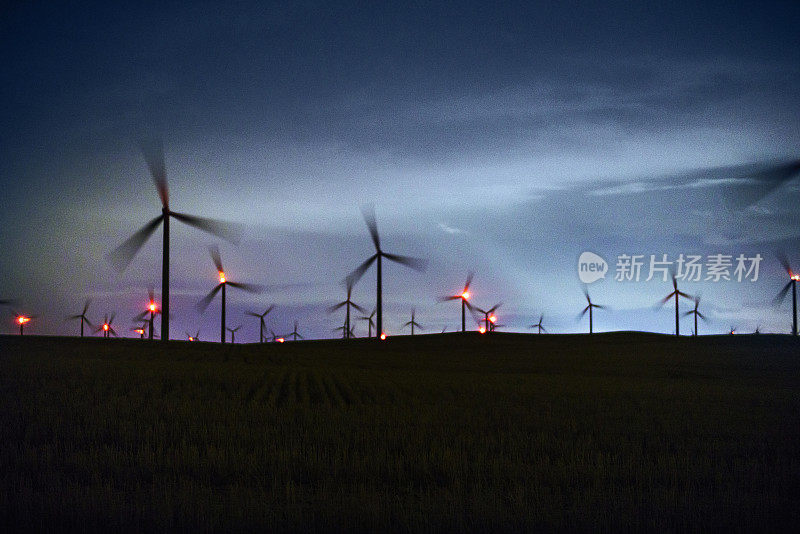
774;281;792;306
196;284;223;312
487;303;502;313
383;253;428;271
82;299;91;315
361;204;381;251
209;245;224;272
172;212;241;244
657;293;675;307
107;215;164;272
578;306;589;319
777;250;793;275
346;254;378;287
327;301;347;313
109;312;116;324
350;302;366;314
437;295;461;302
139;137;169;208
677;291;692;299
263;305;274;316
463;271;474;292
697;312;708;321
245;311;261;317
227;281;262;293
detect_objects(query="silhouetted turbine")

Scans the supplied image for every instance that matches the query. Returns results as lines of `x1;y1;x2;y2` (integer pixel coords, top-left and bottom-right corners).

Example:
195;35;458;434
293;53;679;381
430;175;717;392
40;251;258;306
134;287;160;340
657;275;693;336
13;311;36;336
95;313;117;338
578;289;606;334
286;320;303;341
682;296;707;337
246;306;274;343
226;325;242;344
186;329;201;341
402;309;423;335
529;314;546;334
346;205;427;338
774;252;799;336
67;299;93;337
473;302;501;333
439;272;474;332
108;138;240;342
358;309;376;338
328;281;364;340
197;246;261;343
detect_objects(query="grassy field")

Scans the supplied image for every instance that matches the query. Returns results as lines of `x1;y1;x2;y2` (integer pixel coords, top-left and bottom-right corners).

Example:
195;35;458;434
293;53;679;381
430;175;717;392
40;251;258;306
1;332;799;531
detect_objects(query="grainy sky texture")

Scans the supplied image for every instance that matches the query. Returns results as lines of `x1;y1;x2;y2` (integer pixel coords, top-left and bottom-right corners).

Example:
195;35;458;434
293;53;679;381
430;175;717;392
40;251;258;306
2;1;799;340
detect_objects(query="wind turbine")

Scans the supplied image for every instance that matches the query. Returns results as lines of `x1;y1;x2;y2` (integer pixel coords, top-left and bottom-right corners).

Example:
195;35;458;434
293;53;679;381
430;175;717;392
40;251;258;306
774;252;799;336
579;289;606;334
402;309;423;335
95;313;117;338
269;330;285;343
439;272;474;332
197;246;261;343
133;324;147;338
358;309;376;338
108;139;240;342
657;275;693;336
246;306;274;343
286;320;303;341
473;302;501;333
682;296;707;337
333;319;355;339
328;281;364;340
13;312;36;335
529;314;546;334
346;205;427;338
186;329;200;341
67;299;93;337
226;325;242;344
134;287;160;340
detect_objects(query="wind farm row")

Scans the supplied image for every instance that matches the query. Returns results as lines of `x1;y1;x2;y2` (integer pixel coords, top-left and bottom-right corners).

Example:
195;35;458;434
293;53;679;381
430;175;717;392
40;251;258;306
3;144;800;342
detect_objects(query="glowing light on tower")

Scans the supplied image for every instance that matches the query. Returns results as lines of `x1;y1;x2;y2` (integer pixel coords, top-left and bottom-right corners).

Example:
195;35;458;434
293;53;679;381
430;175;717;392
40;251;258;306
149;302;156;312
461;291;470;300
479;326;486;334
219;271;226;284
380;332;386;340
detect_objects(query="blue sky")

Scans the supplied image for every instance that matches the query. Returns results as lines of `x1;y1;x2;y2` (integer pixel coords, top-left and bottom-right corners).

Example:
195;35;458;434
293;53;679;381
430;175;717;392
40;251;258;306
1;1;799;341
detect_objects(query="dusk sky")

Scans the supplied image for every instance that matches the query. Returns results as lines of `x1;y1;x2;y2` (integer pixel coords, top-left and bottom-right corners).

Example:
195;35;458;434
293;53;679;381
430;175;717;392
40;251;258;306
2;1;800;341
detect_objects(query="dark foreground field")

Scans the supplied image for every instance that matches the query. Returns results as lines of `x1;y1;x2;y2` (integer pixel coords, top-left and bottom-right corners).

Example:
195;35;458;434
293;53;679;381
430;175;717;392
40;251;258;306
1;333;799;532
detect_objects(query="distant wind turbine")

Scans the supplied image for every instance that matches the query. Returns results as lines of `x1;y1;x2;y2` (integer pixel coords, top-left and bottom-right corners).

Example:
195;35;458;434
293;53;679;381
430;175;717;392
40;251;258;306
13;312;36;336
286;320;303;341
402;309;423;335
774;252;799;336
346;205;427;338
95;313;117;338
439;272;474;332
328;281;364;340
657;275;693;336
246;306;274;343
67;299;93;337
197;246;261;343
579;289;606;334
529;314;546;334
226;325;242;344
682;296;707;337
107;138;240;342
358;309;376;338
